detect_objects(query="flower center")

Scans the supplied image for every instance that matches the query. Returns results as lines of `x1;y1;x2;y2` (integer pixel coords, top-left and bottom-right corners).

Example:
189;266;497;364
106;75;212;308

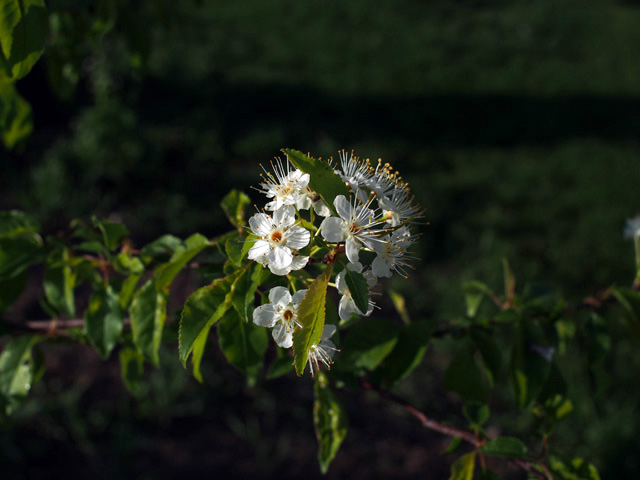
282;309;294;323
270;231;284;243
349;223;361;235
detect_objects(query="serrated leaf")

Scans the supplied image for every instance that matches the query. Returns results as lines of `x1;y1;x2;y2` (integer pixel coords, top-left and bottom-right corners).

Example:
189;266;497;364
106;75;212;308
218;308;268;386
119;347;144;395
443;350;487;403
339;318;399;371
43;247;76;318
292;265;333;376
0;0;48;82
343;267;369;315
129;278;167;366
283;149;350;217
221;189;251;228
373;319;432;386
84;286;124;359
0;210;39;238
449;451;476;480
481;437;527;459
155;233;210;291
314;371;348;474
178;272;240;368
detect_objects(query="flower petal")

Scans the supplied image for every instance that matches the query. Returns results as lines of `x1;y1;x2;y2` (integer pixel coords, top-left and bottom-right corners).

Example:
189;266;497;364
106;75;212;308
253;304;278;327
372;254;392;278
286;226;310;250
272;323;293;348
249;213;273;237
320;217;346;243
334;195;352;221
269;246;293;270
292;289;308;307
273;205;295;228
345;237;361;263
339;294;357;321
268;286;292;306
247;240;270;261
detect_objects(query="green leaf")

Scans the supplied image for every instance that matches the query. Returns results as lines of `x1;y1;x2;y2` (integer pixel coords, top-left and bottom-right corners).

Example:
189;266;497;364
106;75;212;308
372;319;432;386
0;0;48;81
449;451;476;480
266;348;294;379
442;437;463;456
220;189;251;228
339;318;399;371
93;218;129;251
178;272;239;368
225;235;244;268
43;247;76;318
283;149;350;216
119;347;144;395
389;289;410;324
471;328;503;387
231;262;263;322
0;269;26;313
463;402;490;427
84;286;124;359
139;234;182;263
113;252;144;275
481;437;527;459
510;319;552;408
118;273;141;309
314;371;348;474
550;454;601;480
293;265;333;376
0;334;40;402
443;350;487;403
464;291;484;318
129;278;167;366
218;308;268;386
0;210;38;238
612;287;640;340
343;267;369;315
155;233;210;291
0;234;42;279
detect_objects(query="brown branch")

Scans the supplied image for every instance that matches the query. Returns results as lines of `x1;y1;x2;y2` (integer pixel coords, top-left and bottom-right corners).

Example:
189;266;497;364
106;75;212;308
3;317;132;336
358;379;551;480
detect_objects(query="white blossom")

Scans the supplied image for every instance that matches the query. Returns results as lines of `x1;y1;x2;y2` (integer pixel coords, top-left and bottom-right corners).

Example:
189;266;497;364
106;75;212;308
296;186;331;217
335;150;373;202
320;195;383;264
257;158;310;211
377;184;422;227
307;324;338;376
371;226;416;278
248;206;310;273
253;286;308;348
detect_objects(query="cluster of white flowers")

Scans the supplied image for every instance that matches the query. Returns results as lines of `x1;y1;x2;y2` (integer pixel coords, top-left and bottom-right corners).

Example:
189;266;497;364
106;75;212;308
248;151;422;374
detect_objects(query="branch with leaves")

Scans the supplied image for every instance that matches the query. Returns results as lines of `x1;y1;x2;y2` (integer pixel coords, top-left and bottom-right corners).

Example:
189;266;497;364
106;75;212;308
1;150;639;480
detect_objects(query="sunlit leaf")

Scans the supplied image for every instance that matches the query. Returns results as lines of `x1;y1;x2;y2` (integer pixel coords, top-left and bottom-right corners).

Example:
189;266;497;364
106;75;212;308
155;233;210;291
129;278;167;366
449;451;476;480
43;247;76;318
283;149;350;217
314;371;348;474
0;0;48;81
220;189;251;228
292;265;333;376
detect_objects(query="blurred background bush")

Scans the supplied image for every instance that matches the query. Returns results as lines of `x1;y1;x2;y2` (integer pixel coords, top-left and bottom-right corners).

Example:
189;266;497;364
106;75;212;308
1;0;640;478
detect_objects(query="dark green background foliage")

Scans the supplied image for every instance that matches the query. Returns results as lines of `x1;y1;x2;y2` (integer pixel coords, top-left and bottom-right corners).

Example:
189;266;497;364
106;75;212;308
1;0;640;478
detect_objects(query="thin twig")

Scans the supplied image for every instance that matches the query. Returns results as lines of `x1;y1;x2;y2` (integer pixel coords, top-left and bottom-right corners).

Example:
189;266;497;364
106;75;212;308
358;379;551;480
